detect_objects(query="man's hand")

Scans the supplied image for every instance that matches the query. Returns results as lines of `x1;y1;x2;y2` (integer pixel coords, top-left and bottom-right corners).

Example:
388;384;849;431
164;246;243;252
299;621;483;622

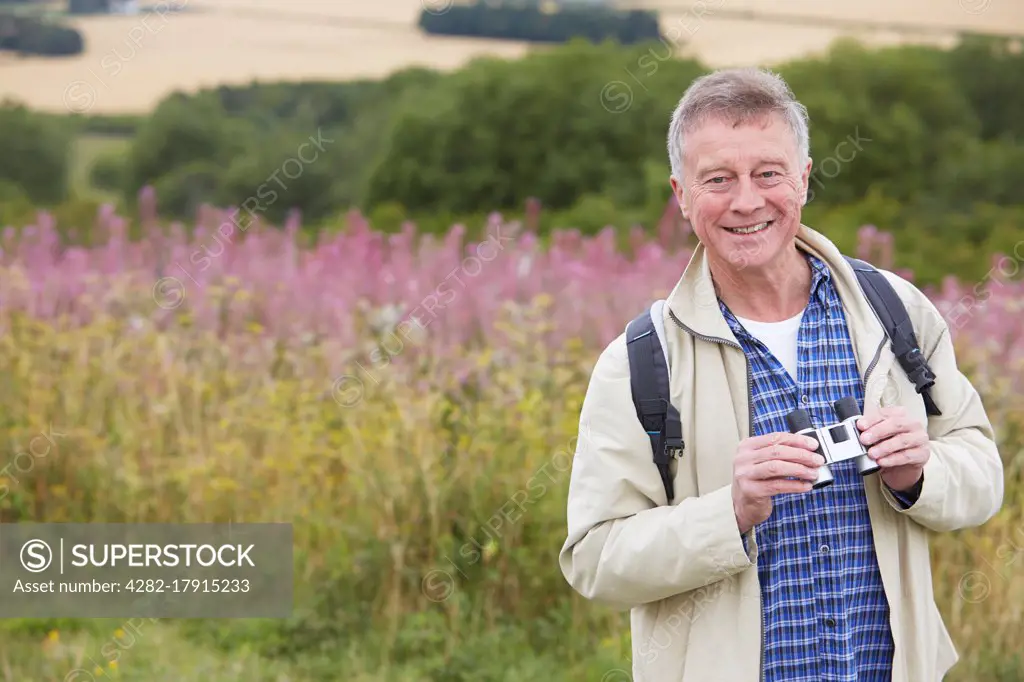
857;405;930;493
732;432;823;535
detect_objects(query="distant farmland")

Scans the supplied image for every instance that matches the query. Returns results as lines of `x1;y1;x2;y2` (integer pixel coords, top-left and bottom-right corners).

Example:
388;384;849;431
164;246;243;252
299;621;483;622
0;0;1020;114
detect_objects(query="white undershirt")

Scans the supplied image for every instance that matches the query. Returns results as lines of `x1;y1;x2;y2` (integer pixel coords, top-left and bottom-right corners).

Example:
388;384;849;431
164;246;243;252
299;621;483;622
734;309;805;380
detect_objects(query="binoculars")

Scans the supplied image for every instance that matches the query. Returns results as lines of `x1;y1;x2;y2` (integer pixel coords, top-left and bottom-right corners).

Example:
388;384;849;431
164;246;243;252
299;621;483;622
785;396;880;489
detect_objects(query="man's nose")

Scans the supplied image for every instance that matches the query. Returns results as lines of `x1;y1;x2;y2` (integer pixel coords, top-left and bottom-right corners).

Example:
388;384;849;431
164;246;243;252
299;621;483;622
730;178;766;214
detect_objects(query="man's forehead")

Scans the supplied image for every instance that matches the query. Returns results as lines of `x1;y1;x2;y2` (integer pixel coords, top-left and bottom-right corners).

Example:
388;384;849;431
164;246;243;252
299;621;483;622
691;147;793;174
684;114;798;168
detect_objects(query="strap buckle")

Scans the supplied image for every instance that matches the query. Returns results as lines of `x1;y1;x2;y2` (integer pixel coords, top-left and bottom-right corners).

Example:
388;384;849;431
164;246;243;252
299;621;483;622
898;346;937;393
664;414;683;460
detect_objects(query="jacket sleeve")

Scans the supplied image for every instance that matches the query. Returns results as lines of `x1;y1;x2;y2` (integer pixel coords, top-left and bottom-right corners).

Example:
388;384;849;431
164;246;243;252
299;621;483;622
878;284;1005;531
558;333;756;611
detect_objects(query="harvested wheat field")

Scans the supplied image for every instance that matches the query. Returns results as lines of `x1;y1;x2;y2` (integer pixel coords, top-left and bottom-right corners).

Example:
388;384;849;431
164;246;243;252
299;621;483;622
0;0;1021;114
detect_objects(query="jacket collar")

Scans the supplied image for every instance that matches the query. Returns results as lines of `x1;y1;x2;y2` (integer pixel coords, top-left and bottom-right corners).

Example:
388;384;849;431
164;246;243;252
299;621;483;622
665;224;887;366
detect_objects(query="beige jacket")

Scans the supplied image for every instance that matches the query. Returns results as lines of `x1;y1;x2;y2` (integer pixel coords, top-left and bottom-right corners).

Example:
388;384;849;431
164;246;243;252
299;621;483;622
558;225;1004;682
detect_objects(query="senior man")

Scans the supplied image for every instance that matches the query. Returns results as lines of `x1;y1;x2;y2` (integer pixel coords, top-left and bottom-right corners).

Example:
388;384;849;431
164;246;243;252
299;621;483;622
558;68;1003;682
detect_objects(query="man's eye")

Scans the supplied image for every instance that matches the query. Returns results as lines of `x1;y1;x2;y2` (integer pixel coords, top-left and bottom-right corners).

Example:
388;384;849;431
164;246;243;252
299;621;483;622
762;171;778;178
709;177;727;184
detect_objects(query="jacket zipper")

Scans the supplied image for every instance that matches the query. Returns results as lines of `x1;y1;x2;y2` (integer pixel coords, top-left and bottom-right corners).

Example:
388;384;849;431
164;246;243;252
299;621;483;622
862;336;887;389
667;310;763;681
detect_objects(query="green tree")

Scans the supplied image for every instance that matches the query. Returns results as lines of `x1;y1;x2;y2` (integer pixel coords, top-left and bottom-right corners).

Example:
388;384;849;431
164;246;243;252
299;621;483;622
946;35;1024;141
150;160;222;220
363;40;705;214
0;103;72;205
124;95;253;197
215;127;344;225
777;40;982;206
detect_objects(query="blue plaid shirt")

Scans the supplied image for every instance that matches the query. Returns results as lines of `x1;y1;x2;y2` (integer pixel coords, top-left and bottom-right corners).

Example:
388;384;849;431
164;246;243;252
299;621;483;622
720;252;896;682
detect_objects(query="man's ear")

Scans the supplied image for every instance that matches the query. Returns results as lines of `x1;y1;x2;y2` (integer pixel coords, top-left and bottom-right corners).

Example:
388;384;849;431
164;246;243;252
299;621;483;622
800;157;813;205
670;175;688;219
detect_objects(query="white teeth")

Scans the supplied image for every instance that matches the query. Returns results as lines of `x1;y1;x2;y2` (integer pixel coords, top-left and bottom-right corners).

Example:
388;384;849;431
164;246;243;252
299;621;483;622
726;221;770;235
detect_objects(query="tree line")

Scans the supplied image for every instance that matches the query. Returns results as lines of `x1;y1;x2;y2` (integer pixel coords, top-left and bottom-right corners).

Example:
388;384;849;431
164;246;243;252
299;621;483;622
0;35;1022;284
0;11;83;56
417;1;662;44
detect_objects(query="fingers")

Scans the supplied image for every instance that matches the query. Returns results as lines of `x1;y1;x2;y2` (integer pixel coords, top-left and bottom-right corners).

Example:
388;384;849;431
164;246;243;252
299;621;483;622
856;413;884;431
857;405;906;434
764;478;815;495
751;444;824;469
735;432;827;503
736;471;815;502
875;445;929;469
741;476;815;498
750;458;821;482
867;429;928;460
860;419;913;447
747;432;820;452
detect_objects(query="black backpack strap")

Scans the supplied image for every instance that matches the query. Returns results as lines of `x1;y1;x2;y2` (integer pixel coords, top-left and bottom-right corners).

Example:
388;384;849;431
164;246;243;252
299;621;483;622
844;256;941;416
625;302;683;504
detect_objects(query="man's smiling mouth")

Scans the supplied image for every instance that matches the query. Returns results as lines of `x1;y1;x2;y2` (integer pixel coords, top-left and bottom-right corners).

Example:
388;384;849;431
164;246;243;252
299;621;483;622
724;220;773;235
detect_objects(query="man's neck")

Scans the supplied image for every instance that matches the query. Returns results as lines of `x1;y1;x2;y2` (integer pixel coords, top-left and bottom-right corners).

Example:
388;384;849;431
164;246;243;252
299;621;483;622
711;246;812;322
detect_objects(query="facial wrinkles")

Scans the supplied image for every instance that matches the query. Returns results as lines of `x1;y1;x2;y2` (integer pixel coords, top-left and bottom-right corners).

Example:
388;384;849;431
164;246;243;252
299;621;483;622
686;167;802;224
763;177;801;225
773;172;806;220
776;170;804;200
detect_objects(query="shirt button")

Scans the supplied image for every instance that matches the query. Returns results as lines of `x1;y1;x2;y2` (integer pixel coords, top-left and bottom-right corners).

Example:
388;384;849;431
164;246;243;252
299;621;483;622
824;617;837;627
819;544;829;554
801;395;809;404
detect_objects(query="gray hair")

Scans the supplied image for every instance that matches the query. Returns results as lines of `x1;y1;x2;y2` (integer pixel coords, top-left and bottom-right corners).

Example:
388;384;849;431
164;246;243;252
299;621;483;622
666;67;810;183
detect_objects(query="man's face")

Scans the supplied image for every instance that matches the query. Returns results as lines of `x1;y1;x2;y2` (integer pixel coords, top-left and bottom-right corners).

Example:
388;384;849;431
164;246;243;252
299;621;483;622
670;112;811;276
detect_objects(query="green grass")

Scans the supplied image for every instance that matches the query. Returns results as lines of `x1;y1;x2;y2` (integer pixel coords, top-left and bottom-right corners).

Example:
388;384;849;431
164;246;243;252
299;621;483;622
0;620;312;682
